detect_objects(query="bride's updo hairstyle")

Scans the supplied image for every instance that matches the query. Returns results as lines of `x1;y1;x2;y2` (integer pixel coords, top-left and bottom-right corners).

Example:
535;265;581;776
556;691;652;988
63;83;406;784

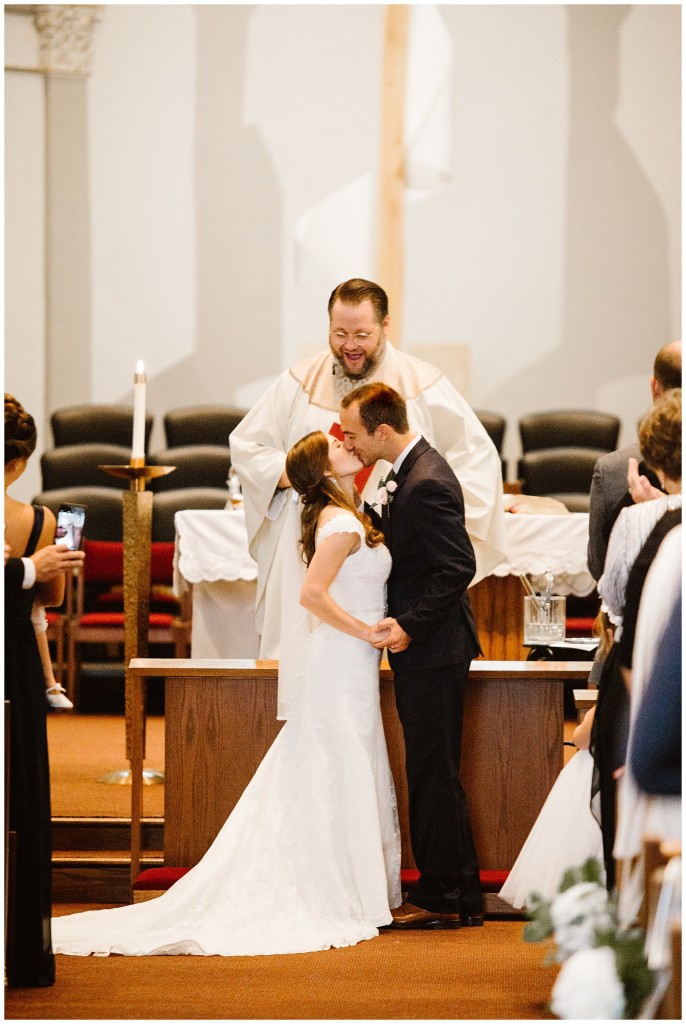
5;393;37;468
286;430;384;565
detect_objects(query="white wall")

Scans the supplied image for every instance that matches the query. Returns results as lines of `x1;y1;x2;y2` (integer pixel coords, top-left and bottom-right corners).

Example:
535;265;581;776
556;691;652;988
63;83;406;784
5;3;681;501
88;5;196;414
5;16;46;502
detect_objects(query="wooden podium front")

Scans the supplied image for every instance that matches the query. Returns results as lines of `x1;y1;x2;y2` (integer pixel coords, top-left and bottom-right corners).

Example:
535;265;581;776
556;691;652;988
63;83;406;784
129;659;590;883
469;574;527;660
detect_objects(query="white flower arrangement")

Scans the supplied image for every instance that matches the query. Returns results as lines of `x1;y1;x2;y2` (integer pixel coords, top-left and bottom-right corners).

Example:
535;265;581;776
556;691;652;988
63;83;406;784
550;881;616;959
370;477;397;513
551;946;626;1020
524;858;655;1020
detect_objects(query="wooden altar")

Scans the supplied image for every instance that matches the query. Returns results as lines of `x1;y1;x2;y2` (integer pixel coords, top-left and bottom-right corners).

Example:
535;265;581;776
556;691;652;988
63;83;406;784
128;659;591;887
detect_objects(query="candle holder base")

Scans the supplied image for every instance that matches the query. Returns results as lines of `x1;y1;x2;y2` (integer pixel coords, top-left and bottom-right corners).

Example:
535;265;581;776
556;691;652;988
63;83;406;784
100;464;175;492
97;767;165;786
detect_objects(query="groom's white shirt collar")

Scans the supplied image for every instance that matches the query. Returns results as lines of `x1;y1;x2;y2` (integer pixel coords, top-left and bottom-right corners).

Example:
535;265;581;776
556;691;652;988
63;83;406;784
392;434;422;475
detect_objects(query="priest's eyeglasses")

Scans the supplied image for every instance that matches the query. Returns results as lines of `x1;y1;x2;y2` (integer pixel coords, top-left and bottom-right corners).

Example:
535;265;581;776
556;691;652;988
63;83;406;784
330;325;380;344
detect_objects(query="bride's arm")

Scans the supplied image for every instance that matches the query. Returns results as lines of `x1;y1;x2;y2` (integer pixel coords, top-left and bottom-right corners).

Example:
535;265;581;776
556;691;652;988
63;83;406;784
300;533;379;643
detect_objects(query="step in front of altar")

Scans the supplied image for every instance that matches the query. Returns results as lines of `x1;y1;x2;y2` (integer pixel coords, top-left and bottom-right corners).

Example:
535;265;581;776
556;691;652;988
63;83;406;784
132;866;518;917
52;816;163;903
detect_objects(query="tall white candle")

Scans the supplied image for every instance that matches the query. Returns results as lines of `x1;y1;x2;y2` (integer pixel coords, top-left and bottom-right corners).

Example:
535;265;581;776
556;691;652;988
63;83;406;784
132;360;146;461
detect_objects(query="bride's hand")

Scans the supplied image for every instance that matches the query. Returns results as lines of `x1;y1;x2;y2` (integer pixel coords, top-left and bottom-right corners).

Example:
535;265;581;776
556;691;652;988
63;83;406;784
369;617;411;652
366;624;391;646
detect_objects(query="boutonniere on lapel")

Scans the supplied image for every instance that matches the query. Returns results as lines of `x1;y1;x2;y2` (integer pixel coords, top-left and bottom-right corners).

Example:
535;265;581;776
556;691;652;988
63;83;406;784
370;470;397;513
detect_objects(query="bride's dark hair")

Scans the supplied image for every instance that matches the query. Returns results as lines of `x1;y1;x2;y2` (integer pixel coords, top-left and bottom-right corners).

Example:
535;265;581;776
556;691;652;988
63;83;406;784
286;430;384;565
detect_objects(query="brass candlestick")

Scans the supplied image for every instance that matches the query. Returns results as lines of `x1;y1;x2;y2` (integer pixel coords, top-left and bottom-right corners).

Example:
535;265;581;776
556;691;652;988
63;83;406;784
96;461;175;789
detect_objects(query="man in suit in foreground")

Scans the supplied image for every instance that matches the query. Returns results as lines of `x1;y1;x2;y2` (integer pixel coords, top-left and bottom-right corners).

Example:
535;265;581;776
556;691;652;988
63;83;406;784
340;383;483;929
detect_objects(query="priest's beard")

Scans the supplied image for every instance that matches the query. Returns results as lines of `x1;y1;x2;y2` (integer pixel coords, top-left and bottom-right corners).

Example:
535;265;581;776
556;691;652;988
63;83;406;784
331;341;386;401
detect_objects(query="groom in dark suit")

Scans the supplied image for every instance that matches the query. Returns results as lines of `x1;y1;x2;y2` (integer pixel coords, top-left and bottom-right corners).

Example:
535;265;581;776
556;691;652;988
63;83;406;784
340;383;483;929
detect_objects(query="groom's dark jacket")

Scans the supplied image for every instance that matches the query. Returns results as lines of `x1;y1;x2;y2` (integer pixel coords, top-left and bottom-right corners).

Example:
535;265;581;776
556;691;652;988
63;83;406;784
374;436;482;672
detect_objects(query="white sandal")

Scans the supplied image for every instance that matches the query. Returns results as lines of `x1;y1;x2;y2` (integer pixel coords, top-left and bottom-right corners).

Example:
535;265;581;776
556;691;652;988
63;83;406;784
46;684;74;710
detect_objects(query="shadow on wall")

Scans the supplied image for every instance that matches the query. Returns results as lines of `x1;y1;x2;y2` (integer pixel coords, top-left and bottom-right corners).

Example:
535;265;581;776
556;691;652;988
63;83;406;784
145;6;282;436
486;4;672;425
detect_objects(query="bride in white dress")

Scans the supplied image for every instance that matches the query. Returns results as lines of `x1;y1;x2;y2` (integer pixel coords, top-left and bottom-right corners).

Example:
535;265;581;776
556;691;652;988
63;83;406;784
53;430;401;957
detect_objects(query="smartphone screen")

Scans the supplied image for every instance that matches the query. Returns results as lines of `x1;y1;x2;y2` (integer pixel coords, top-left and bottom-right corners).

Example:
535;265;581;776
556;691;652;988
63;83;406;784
55;504;86;551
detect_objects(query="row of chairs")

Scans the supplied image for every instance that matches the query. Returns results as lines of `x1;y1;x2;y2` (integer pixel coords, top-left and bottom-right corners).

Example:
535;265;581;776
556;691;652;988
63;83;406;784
42;401;621;510
477;408;620;510
39;488;229;709
41;406;244;703
42;404;248;495
34;487;228;543
516;409;620;511
49;403;247;450
41;444;234;494
62;537;190;709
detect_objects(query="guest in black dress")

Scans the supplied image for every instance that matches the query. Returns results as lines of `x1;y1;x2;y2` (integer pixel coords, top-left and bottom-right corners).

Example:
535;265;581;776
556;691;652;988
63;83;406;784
4;393;83;986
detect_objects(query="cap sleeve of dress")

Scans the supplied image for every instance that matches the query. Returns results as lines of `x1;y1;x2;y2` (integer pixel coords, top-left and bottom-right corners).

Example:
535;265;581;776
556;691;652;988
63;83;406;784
316;513;365;546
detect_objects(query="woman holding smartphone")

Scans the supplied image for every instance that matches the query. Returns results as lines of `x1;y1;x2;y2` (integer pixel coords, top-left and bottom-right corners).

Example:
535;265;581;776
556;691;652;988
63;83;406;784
4;393;82;985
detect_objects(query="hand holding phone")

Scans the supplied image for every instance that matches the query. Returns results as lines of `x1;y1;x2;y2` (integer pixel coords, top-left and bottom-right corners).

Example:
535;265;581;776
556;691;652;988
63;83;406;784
55;504;86;551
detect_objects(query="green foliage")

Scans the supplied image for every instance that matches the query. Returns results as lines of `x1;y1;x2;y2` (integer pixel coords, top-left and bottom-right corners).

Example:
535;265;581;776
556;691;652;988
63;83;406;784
558;857;605;891
602;928;656;1020
523;892;554;943
522;859;656;1019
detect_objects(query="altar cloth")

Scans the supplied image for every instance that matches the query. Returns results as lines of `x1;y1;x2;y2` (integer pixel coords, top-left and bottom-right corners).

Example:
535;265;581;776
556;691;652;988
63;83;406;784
172;507;595;659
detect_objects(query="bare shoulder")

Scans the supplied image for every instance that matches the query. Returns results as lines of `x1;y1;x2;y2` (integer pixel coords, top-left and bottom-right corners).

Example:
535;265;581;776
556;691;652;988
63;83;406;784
4;498;36;553
317;504;354;528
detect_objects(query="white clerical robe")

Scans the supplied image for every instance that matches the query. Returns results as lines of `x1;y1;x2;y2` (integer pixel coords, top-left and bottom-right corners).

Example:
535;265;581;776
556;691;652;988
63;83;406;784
230;341;505;718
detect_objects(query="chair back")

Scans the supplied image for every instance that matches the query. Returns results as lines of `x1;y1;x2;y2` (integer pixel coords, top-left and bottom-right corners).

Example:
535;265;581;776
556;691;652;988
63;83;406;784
73;538;176;610
474;409;506;453
51;404;153;451
40;444;132;491
518;447;605;511
519;410;620;453
79;539;175;585
150;542;175;584
152;488;230;542
32;487;124;541
82;539;123;586
163;405;247;448
148;445;231;492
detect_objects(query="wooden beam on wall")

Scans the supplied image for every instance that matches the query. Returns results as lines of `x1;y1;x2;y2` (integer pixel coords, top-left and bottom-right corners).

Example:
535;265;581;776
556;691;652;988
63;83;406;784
378;4;409;347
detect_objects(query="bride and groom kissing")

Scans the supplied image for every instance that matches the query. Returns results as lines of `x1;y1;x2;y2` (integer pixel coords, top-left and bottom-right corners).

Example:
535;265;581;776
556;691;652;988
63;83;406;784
53;382;483;958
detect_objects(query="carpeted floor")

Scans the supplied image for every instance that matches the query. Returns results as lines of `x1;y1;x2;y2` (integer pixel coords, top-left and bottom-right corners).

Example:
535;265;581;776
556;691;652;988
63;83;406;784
47;713;578;820
36;714;573;1019
7;909;558;1020
48;713;165;818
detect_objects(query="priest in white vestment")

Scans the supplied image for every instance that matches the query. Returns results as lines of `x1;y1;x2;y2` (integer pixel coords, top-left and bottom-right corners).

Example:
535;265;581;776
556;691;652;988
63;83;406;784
230;279;505;718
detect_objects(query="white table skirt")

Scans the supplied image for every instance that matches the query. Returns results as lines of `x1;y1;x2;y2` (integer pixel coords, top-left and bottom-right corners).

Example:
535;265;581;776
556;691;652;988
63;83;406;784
173;507;595;659
174;508;259;659
493;512;595;596
174;507;257;588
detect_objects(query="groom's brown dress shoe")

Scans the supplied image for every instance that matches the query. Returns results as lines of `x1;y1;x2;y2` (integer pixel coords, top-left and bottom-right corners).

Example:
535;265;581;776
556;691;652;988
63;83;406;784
390;902;462;930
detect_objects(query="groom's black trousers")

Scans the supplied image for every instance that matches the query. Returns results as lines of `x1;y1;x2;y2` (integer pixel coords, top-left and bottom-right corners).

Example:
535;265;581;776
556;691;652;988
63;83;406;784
393;657;482;916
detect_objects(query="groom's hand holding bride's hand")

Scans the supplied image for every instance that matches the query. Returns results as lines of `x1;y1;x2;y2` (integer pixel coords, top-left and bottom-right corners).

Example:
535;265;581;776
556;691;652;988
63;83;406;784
370;617;411;653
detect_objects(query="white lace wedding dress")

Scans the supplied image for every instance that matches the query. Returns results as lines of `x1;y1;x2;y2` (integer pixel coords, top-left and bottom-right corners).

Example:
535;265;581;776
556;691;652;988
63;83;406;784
498;748;604;909
53;514;401;957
